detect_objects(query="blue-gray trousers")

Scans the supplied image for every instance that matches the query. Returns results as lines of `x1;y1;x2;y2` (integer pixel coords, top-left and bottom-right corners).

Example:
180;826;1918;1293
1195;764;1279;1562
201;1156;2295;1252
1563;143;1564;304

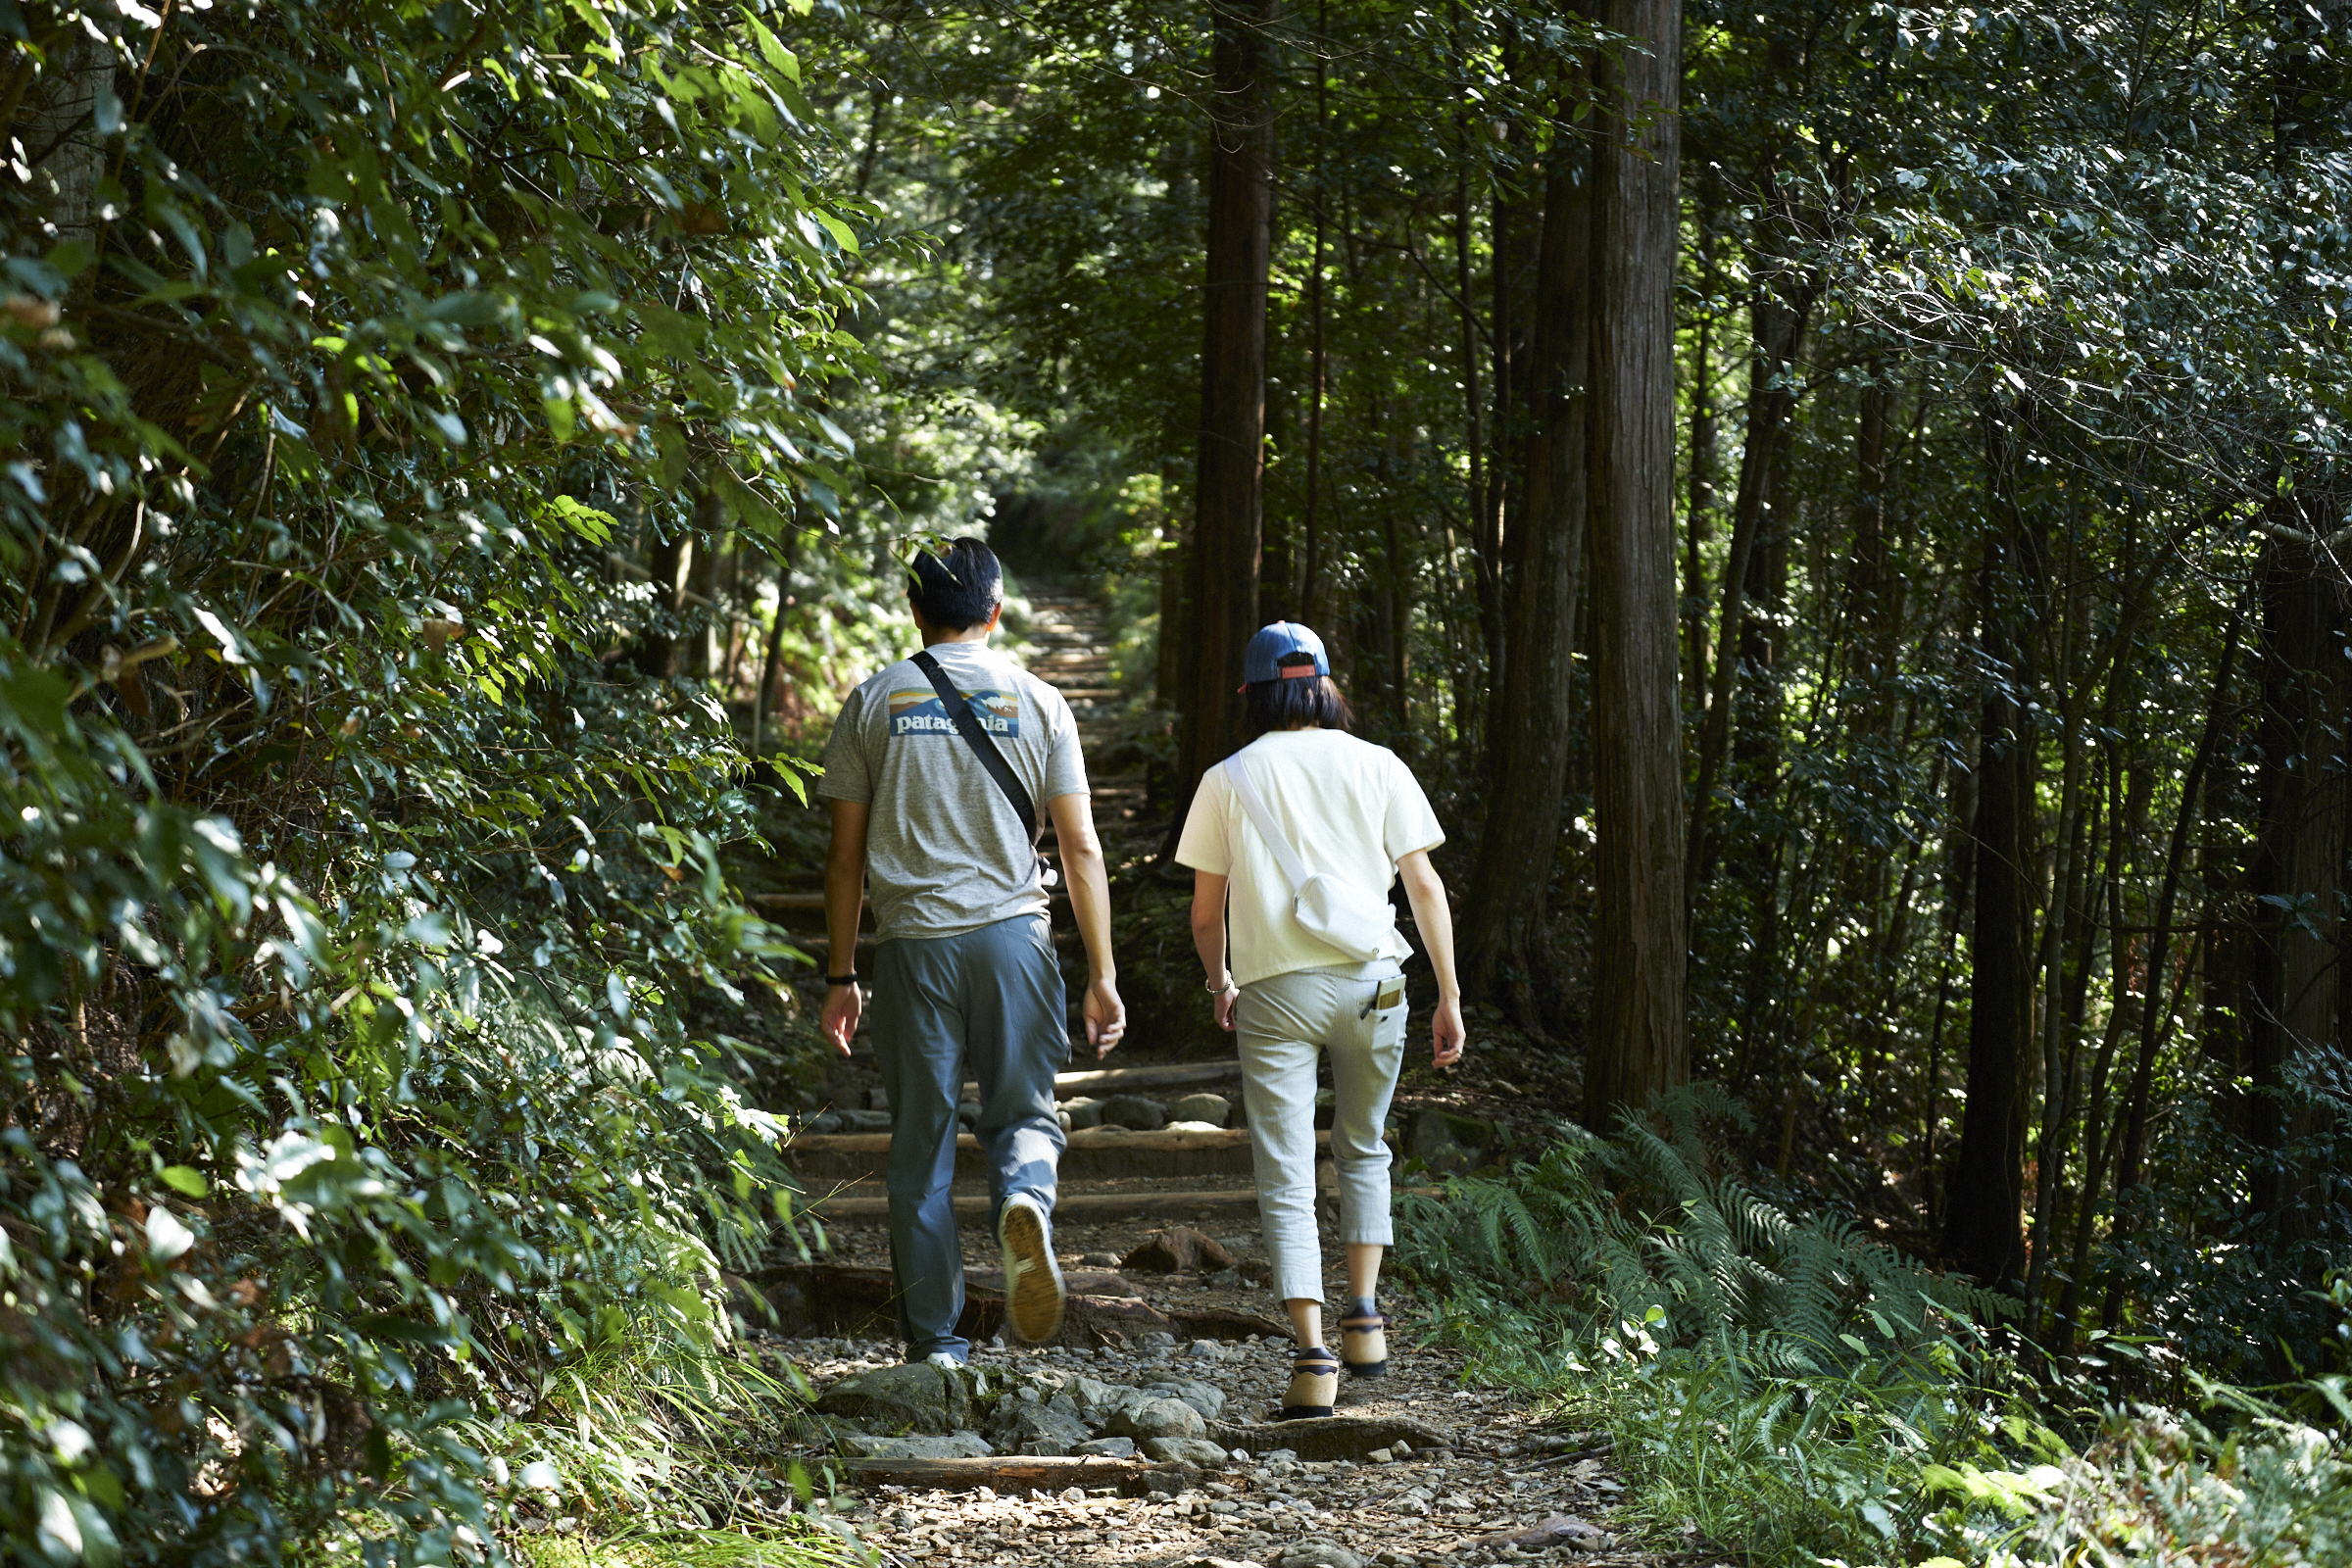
870;912;1068;1358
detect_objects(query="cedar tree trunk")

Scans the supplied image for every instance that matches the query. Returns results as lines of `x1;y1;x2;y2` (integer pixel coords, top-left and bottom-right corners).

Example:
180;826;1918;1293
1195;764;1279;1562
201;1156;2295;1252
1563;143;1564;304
1585;0;1688;1129
1461;135;1592;1020
1174;0;1275;814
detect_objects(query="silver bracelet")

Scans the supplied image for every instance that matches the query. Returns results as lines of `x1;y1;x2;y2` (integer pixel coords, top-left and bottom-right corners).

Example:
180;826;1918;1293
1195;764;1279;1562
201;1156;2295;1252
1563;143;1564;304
1203;975;1235;994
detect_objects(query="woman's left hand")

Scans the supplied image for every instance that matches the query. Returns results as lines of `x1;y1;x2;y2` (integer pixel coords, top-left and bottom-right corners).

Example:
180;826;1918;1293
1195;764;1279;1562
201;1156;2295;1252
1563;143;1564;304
1211;983;1239;1033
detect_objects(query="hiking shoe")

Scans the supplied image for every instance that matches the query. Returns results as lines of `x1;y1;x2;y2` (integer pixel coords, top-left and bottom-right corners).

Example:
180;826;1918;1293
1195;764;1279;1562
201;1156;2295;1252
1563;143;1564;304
1275;1345;1339;1420
1340;1302;1389;1379
920;1350;965;1370
997;1192;1065;1343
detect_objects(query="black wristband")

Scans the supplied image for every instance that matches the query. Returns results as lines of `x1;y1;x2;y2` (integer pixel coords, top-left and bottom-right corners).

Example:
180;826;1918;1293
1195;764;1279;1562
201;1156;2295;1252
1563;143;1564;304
825;973;859;987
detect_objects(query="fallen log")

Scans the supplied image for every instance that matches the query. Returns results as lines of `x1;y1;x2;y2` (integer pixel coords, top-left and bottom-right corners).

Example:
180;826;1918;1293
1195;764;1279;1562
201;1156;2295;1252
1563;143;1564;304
1202;1414;1459;1462
844;1454;1197;1494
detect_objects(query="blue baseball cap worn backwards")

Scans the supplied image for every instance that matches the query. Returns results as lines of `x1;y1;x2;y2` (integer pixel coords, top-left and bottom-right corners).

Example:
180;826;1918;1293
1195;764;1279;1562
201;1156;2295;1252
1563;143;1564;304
1241;621;1331;686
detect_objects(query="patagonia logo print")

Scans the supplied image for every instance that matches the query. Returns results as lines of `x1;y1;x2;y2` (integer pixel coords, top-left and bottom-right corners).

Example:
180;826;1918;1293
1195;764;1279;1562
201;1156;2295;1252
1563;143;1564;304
889;687;1021;738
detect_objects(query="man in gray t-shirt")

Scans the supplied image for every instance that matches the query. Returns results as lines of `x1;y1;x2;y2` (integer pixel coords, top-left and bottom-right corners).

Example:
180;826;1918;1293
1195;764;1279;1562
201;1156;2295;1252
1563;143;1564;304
814;540;1125;1363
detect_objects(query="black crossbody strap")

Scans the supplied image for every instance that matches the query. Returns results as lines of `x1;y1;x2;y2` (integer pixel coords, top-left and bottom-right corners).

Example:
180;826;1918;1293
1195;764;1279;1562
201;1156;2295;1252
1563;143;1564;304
910;649;1039;848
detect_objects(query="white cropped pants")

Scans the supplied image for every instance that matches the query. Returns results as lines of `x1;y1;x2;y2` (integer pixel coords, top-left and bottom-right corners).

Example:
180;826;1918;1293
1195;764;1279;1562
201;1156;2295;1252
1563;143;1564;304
1235;958;1408;1303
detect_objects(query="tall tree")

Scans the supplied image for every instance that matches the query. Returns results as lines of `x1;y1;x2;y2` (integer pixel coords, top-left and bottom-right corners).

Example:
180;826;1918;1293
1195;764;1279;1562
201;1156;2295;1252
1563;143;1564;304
1585;0;1688;1127
1174;0;1276;810
1685;256;1818;888
1462;119;1593;1020
1943;409;2035;1289
2244;519;2349;1227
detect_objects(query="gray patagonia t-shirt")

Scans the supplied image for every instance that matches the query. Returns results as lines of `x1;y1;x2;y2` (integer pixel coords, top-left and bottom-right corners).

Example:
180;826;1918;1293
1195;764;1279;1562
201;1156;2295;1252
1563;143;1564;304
815;640;1089;941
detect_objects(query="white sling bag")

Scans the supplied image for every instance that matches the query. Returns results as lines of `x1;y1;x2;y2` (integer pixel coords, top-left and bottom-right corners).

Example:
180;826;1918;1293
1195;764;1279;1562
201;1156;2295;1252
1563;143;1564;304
1221;752;1395;962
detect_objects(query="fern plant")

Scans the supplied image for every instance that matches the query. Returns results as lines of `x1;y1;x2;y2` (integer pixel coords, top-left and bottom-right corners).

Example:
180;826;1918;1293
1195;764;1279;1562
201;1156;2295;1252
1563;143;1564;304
1398;1088;2007;1376
1396;1088;2026;1564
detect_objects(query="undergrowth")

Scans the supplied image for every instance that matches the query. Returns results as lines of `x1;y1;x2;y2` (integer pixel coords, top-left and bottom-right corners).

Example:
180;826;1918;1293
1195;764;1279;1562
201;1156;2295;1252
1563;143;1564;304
1396;1089;2352;1567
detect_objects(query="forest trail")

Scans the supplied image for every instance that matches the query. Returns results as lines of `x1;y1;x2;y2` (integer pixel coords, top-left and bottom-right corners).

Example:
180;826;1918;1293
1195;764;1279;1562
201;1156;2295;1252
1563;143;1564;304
744;590;1687;1568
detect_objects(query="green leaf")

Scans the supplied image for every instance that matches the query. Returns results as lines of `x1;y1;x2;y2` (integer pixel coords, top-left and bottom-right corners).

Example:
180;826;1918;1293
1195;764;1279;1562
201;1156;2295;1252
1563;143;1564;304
158;1165;208;1198
740;9;801;81
813;210;858;254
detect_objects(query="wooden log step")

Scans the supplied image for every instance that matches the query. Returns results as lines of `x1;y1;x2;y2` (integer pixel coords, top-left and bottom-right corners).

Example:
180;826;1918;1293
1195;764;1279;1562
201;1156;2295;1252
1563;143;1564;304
789;1125;1350;1183
756;889;1072;911
1203;1414;1463;1462
746;1261;1287;1348
795;1177;1438;1223
796;1185;1267;1220
845;1455;1195;1493
794;1127;1272;1155
1050;1060;1245;1096
948;1056;1244;1104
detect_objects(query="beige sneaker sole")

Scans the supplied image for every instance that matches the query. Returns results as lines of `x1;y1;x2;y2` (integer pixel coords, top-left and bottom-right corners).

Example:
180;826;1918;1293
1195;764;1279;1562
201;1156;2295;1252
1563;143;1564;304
999;1200;1065;1344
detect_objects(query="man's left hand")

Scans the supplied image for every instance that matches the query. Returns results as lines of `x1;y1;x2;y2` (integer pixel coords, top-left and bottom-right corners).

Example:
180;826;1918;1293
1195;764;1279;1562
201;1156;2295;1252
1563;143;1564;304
1083;977;1126;1059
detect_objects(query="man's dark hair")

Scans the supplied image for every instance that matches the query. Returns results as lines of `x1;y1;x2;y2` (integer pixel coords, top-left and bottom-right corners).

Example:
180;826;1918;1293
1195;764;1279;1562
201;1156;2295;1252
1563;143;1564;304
906;538;1004;631
1242;673;1353;740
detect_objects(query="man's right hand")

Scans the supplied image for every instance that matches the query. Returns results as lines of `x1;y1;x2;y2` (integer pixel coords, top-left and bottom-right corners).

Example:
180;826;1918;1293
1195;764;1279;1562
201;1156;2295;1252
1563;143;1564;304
821;983;861;1057
1083;977;1126;1059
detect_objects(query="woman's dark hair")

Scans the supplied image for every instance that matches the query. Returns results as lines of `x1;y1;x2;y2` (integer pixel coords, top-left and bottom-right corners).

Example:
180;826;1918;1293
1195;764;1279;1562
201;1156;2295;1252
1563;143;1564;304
1243;674;1353;740
906;538;1004;630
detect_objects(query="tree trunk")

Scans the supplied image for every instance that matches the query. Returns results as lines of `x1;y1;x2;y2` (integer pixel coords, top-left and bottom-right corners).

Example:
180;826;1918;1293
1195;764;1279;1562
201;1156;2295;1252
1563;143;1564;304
752;546;795;759
1684;268;1816;893
2056;621;2237;1348
1301;0;1330;628
636;530;693;679
1683;207;1719;699
688;526;726;678
1942;413;2034;1290
1584;0;1687;1130
2244;525;2348;1228
1173;0;1275;817
1461;131;1592;1019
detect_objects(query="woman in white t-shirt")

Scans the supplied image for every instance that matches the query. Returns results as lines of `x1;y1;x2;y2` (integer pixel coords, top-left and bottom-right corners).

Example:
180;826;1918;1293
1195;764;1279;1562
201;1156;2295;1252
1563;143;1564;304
1175;621;1466;1420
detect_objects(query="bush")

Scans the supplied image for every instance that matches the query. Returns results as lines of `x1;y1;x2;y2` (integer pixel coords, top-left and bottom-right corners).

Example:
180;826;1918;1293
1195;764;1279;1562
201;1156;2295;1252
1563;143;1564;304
0;2;864;1562
1397;1091;2352;1568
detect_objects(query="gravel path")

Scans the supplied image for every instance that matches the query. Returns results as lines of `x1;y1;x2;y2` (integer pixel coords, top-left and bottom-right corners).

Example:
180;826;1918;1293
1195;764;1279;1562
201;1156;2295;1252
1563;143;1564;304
774;1216;1677;1568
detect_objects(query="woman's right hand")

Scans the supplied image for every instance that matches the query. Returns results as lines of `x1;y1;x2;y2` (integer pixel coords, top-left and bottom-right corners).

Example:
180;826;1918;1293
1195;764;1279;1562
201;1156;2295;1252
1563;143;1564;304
1431;994;1465;1067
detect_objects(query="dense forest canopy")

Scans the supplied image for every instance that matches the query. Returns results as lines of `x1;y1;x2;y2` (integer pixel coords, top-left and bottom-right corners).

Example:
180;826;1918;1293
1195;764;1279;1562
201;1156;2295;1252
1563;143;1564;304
2;0;2350;1562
